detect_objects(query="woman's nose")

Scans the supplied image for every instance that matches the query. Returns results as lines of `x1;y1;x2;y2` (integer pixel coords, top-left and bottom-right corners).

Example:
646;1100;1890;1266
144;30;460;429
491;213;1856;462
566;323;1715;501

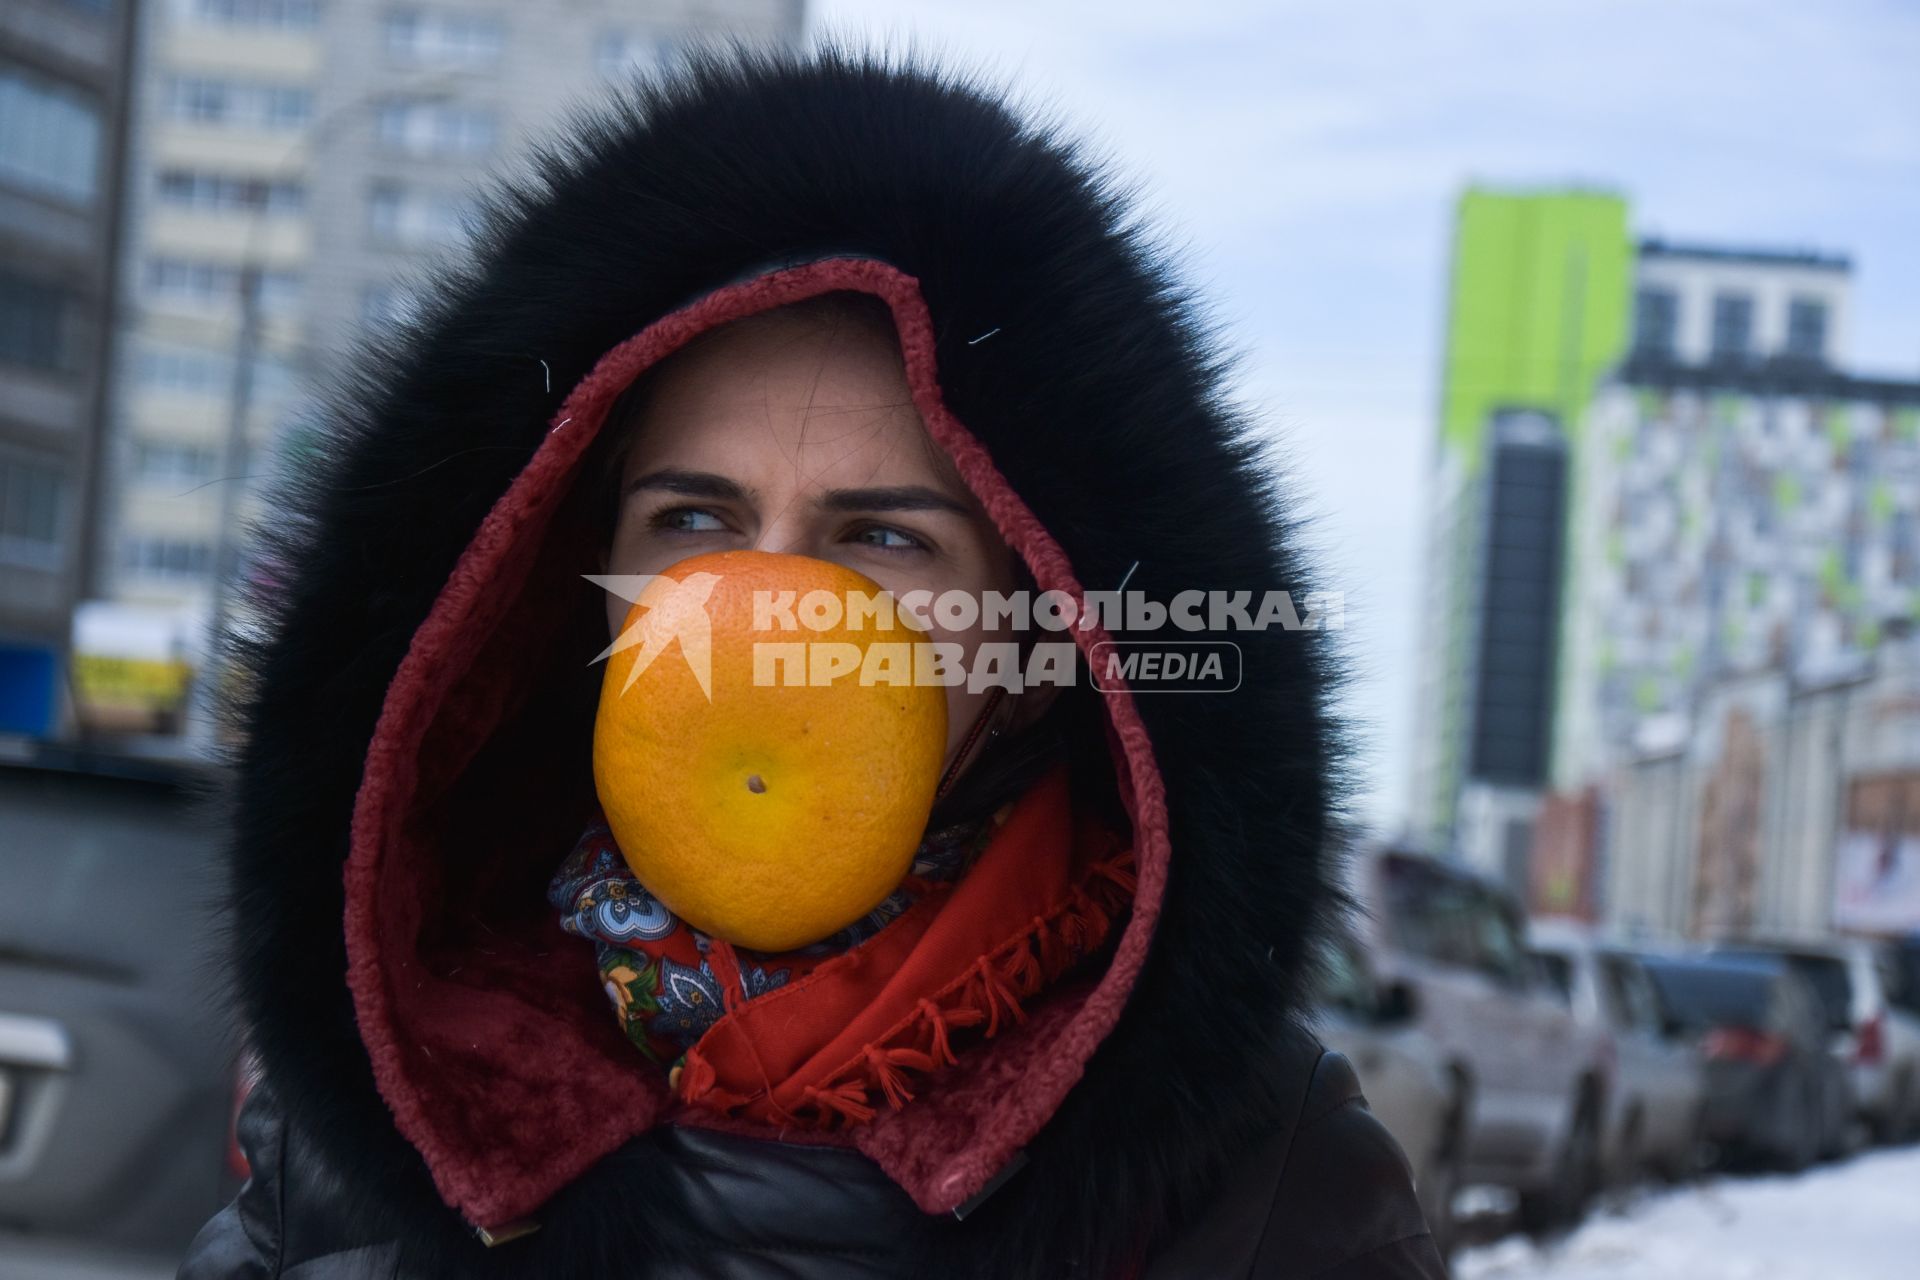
749;512;823;562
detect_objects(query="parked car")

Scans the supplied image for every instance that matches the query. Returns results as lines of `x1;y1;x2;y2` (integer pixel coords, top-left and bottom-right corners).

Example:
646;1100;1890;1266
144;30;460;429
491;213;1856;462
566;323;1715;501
0;755;234;1277
1712;936;1920;1142
1893;932;1920;1030
1529;924;1706;1185
1359;850;1610;1232
1312;929;1463;1256
1637;953;1852;1170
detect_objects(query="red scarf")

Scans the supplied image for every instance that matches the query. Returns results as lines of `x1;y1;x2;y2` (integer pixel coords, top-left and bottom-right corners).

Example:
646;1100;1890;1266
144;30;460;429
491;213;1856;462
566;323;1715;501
559;767;1135;1130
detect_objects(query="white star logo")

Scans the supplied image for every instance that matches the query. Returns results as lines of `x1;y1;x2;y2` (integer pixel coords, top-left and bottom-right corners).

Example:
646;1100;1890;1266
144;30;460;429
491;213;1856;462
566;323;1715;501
583;572;723;701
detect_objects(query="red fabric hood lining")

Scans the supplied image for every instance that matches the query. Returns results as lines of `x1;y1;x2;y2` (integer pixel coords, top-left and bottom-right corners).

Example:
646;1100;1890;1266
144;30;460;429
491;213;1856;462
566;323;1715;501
344;256;1171;1230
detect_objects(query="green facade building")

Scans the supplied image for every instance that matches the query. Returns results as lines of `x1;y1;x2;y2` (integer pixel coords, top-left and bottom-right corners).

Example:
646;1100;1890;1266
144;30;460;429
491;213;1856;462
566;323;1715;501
1409;188;1633;859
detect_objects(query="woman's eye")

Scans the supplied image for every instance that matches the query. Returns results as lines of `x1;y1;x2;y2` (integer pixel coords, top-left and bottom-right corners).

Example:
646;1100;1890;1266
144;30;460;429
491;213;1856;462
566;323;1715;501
653;507;728;534
850;524;927;553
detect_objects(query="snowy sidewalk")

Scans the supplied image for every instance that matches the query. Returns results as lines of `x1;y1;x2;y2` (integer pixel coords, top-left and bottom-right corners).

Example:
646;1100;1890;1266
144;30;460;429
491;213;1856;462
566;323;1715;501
1455;1145;1920;1279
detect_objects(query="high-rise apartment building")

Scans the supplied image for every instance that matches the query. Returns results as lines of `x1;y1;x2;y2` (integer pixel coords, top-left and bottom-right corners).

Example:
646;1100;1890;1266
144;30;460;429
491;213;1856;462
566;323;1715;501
1549;247;1920;940
0;0;138;739
1555;246;1890;785
96;0;803;740
1405;187;1898;893
1629;241;1850;369
1413;206;1920;937
86;0;323;735
303;1;803;379
1406;188;1633;875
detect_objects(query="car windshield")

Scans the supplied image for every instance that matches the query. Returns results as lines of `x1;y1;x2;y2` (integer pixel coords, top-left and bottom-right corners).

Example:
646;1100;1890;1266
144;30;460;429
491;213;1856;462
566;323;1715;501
1314;936;1372;1016
1721;949;1851;1030
1895;942;1920;1015
1379;859;1476;967
1534;951;1574;1003
1642;961;1772;1031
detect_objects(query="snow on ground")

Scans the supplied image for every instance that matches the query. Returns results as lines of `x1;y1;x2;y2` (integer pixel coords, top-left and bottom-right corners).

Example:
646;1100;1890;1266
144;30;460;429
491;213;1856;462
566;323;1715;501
1454;1145;1920;1280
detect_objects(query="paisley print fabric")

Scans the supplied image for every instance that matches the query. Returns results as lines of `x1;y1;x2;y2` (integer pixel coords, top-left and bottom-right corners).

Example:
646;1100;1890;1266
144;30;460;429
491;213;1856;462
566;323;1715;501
547;810;995;1066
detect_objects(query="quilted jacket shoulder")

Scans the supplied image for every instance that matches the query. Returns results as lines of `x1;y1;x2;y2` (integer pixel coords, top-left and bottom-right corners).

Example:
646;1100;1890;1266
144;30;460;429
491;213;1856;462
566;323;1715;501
180;1034;1444;1280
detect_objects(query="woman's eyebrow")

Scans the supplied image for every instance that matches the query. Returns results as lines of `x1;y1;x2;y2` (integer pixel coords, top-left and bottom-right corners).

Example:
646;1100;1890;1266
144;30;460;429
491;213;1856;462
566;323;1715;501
819;485;973;516
623;468;753;502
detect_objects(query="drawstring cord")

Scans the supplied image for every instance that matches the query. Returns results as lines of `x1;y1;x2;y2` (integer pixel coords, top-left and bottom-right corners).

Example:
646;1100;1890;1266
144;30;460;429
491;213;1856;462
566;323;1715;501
933;687;1007;802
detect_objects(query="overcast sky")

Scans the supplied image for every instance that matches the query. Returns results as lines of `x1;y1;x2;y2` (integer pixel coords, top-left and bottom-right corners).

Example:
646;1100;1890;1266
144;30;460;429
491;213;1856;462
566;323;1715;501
810;0;1920;829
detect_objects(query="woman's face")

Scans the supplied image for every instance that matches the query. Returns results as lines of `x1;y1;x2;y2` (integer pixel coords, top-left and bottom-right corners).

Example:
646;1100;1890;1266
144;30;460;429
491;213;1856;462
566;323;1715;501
601;306;1022;768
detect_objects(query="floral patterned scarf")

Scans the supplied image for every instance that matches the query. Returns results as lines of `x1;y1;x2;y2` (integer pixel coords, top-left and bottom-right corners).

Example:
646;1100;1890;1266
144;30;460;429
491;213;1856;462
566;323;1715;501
546;766;1136;1130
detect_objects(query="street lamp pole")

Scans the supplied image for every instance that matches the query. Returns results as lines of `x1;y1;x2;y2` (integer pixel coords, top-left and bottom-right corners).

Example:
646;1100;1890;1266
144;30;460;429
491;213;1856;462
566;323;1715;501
181;74;466;748
191;263;261;743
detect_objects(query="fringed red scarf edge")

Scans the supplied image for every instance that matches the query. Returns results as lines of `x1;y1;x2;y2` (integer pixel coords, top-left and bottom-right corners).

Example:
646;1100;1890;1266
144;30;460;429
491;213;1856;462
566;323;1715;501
675;845;1139;1130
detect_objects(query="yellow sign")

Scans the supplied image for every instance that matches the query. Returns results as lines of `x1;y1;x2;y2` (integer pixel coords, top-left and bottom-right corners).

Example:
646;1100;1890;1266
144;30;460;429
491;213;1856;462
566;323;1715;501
72;654;193;712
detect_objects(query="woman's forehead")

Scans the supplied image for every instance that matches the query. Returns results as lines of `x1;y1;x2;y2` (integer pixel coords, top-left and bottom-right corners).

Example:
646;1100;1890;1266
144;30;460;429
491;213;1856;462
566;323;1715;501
619;313;965;496
648;307;904;407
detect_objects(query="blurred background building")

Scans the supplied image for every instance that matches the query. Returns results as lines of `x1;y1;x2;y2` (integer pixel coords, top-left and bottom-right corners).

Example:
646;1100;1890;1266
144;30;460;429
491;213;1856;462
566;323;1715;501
65;0;801;753
4;4;810;1270
14;2;1903;942
1407;189;1632;876
5;7;1919;1273
1409;185;1920;946
0;0;137;746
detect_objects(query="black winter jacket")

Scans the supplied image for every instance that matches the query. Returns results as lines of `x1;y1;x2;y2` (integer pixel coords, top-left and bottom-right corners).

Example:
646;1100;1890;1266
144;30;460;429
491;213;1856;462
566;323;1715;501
179;42;1446;1280
183;1033;1437;1278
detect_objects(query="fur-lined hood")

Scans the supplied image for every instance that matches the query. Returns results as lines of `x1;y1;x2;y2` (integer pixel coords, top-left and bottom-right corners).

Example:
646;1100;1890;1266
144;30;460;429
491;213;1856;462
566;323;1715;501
222;42;1343;1278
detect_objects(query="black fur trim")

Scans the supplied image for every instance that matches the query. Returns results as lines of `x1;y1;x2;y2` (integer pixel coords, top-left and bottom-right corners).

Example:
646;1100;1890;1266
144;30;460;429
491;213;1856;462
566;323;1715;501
217;38;1350;1279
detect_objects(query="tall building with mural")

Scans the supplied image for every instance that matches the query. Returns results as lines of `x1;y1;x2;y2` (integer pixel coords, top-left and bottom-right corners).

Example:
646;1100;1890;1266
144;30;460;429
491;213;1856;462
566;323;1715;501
1556;243;1864;781
1406;188;1633;879
1553;245;1920;939
1405;187;1920;935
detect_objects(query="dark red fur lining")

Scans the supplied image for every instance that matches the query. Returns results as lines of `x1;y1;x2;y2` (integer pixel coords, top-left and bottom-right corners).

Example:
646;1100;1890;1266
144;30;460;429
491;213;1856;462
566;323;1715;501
344;257;1172;1229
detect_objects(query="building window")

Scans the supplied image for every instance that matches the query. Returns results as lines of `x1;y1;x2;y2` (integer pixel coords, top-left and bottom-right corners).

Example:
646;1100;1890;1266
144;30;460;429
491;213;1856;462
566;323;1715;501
0;457;66;569
138;344;227;394
133;442;220;485
156;170;305;215
194;0;321;28
367;182;473;248
0;69;104;205
595;31;684;79
375;99;496;157
1632;287;1678;361
385;10;505;69
144;257;305;312
0;273;75;373
1785;297;1828;363
1710;292;1754;362
250;356;297;400
144;257;224;306
135;343;299;400
258;272;304;310
119;536;214;581
165;77;313;131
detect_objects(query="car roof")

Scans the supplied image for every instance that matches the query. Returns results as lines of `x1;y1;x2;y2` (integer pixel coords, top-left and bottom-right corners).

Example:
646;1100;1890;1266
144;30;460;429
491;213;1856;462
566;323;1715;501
1711;937;1861;962
1525;918;1596;946
1368;845;1513;896
1528;920;1677;956
1639;951;1785;978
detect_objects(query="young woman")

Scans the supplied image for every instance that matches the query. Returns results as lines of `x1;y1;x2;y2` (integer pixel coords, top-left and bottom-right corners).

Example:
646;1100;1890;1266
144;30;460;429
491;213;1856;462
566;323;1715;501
182;44;1444;1280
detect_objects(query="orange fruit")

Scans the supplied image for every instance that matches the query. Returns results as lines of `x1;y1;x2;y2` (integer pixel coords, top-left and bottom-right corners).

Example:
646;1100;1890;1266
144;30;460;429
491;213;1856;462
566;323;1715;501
592;550;948;951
